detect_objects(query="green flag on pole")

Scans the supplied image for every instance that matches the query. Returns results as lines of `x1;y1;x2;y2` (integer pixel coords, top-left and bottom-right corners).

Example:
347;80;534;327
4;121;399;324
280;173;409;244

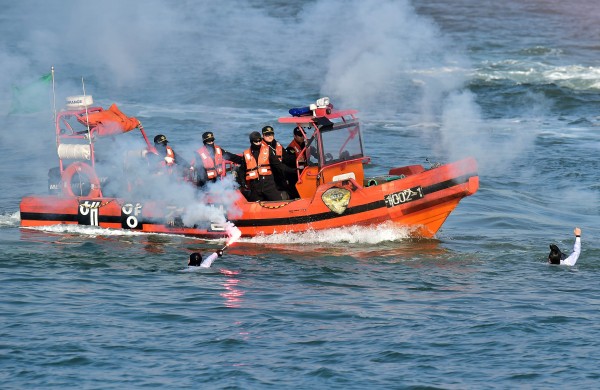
9;72;53;115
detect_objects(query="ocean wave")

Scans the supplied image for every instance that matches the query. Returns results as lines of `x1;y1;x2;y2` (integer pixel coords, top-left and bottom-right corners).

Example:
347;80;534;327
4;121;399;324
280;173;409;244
474;60;600;90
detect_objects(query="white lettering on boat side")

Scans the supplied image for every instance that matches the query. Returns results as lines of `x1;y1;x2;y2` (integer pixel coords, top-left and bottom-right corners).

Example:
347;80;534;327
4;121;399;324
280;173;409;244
121;203;143;229
384;187;424;208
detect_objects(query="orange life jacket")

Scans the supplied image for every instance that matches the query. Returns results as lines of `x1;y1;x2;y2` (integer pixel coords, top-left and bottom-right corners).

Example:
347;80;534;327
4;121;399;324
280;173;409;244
287;139;307;169
161;146;175;166
244;145;272;181
196;145;225;180
155;146;176;175
264;141;283;161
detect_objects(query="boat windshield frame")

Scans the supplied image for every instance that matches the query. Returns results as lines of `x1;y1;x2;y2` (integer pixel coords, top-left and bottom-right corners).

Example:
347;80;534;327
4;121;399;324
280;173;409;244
306;120;364;168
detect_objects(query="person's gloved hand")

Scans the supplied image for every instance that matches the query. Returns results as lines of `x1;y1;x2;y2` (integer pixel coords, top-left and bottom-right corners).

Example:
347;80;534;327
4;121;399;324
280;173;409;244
216;249;224;257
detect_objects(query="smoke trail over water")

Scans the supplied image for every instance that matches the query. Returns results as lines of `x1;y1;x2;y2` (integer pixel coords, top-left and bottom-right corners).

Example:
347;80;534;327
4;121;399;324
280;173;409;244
0;0;541;209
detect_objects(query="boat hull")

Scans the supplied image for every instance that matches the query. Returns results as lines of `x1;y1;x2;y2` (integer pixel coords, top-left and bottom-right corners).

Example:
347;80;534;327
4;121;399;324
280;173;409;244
20;158;478;238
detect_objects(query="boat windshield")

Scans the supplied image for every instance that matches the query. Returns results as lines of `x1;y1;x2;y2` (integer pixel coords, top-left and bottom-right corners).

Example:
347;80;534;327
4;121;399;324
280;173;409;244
317;121;363;166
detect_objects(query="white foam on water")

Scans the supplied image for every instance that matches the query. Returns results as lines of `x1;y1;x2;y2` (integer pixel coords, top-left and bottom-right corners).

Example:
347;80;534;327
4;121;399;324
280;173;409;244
23;224;150;237
20;220;413;247
477;60;600;90
241;221;413;245
180;266;206;273
0;211;20;227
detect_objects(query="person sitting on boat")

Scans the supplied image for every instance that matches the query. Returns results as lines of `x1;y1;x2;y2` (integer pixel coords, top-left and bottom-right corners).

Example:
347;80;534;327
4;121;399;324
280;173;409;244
261;125;297;199
548;227;581;266
150;134;191;177
237;131;297;202
191;131;243;187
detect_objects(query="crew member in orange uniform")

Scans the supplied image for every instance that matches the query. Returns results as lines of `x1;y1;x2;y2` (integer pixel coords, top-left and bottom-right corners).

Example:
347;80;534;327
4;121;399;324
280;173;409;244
191;131;243;187
237;131;296;201
284;126;308;198
151;134;190;176
261;125;297;199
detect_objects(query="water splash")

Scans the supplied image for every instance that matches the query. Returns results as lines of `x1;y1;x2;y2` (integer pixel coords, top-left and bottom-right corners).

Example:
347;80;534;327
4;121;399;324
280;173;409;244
243;222;413;245
0;211;20;227
24;224;148;237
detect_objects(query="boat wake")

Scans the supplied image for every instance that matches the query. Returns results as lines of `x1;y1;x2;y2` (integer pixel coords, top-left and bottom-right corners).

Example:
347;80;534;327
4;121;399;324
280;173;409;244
20;220;413;245
242;221;413;245
23;224;149;237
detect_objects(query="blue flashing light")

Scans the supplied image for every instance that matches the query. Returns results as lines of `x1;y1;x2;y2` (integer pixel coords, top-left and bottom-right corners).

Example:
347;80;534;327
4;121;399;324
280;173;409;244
289;106;312;117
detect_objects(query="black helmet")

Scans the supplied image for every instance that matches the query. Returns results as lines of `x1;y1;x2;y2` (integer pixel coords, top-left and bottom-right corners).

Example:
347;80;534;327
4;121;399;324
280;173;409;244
202;131;215;143
154;134;168;145
262;125;275;135
249;131;262;143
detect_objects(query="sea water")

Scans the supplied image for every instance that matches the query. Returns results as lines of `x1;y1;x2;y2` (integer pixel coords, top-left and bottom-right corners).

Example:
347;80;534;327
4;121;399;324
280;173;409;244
1;1;599;388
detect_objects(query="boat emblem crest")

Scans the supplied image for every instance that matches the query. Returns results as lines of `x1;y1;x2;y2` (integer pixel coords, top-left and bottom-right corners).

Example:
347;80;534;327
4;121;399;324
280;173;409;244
322;187;351;215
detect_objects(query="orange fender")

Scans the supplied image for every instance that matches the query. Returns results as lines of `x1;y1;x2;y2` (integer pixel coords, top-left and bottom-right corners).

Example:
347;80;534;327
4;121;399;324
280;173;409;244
61;162;102;198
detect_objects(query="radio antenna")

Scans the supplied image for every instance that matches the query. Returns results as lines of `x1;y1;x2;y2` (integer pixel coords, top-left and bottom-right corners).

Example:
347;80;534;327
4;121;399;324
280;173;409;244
51;66;57;125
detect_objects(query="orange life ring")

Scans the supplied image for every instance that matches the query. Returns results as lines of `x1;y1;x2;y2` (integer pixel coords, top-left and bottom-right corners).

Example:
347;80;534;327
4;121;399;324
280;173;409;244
61;162;102;198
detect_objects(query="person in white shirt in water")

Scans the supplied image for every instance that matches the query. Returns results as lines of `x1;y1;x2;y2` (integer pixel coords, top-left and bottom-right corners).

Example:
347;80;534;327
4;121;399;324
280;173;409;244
188;250;223;267
548;227;581;266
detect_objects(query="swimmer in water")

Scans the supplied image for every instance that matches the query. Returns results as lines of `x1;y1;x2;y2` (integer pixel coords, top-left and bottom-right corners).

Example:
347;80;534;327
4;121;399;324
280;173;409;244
548;227;581;266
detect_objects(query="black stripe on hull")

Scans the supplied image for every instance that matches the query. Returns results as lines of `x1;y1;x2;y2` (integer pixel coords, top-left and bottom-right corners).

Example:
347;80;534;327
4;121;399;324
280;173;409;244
231;173;476;228
19;213;122;224
20;173;476;229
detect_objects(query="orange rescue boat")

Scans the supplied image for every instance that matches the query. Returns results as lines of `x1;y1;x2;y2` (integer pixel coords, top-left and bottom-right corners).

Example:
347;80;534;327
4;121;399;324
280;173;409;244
20;96;479;238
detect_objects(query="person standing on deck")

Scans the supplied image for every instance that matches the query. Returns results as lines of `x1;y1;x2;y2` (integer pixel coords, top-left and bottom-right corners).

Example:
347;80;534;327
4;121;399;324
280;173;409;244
261;125;296;199
150;134;190;177
237;131;297;201
191;131;243;187
284;126;308;199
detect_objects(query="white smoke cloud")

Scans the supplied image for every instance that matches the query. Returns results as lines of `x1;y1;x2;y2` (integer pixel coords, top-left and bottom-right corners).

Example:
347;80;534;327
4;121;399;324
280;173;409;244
181;176;243;228
1;0;541;219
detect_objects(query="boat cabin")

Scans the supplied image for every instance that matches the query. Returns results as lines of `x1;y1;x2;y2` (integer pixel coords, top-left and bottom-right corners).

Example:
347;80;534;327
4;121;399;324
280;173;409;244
279;104;368;199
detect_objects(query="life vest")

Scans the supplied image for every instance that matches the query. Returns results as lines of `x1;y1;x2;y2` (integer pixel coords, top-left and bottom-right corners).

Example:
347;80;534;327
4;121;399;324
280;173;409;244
161;146;175;166
244;145;272;181
265;140;283;161
196;145;225;180
152;146;176;175
287;139;307;169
